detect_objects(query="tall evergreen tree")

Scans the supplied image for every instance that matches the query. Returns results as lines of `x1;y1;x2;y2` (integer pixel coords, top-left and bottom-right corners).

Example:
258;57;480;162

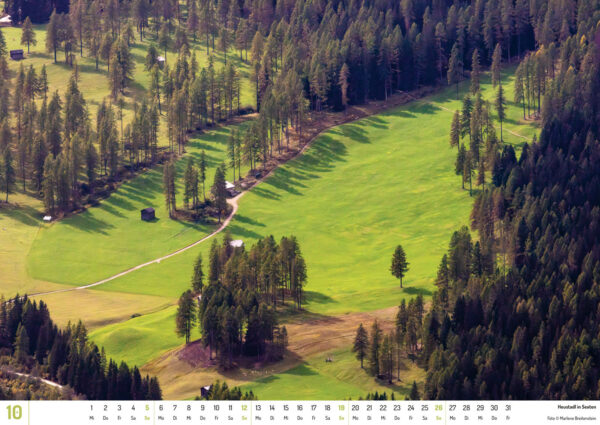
390;245;409;288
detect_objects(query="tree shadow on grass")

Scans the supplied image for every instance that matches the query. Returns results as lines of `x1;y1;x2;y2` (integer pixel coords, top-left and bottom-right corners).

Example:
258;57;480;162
227;223;265;241
403;286;433;297
234;213;266;227
0;203;41;227
304;290;336;305
62;213;115;235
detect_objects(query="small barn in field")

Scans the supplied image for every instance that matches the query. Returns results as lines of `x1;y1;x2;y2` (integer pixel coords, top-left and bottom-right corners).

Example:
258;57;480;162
10;50;24;60
200;385;212;398
140;207;155;221
0;15;11;27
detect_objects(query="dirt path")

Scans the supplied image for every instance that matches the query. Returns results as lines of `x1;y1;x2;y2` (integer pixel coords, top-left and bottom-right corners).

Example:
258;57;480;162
3;368;65;390
28;90;424;298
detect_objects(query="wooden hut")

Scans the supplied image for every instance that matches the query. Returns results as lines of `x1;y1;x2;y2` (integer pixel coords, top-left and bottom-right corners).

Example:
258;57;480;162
141;207;155;221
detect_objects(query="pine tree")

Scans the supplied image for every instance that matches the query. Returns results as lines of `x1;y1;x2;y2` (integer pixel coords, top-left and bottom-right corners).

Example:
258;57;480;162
21;17;37;54
175;290;197;344
158;24;171;64
390;245;409;288
163;159;176;217
14;323;30;361
212;164;227;223
46;10;60;63
368;320;382;377
2;147;16;203
491;44;502;88
191;253;204;294
495;84;506;141
352;323;369;368
450;110;460;148
199;150;207;202
447;42;462;99
339;63;350;109
409;381;420;400
470;49;481;94
183;157;194;209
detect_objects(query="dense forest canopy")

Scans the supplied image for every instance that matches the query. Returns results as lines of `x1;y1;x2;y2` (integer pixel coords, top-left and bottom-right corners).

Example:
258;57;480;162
421;3;600;399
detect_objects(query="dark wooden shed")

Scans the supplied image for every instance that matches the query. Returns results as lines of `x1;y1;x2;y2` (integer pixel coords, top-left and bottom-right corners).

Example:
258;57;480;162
141;207;155;221
10;50;24;60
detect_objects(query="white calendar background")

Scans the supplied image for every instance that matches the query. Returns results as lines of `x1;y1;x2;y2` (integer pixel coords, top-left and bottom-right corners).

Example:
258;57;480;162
1;400;599;424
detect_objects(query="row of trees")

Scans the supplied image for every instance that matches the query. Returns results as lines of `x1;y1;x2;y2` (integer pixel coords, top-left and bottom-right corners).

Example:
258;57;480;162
422;5;600;399
175;234;306;368
0;295;162;400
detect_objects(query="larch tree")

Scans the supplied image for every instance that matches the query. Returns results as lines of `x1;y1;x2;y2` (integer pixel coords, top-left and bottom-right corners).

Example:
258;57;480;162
20;17;37;54
191;253;204;294
495;84;506;141
491;43;502;88
175;290;197;344
390;244;409;288
450;110;460;148
352;323;369;368
212;164;227;223
470;49;481;94
46;10;60;63
158;23;171;63
368;320;382;377
2;147;16;202
447;42;462;99
339;63;350;109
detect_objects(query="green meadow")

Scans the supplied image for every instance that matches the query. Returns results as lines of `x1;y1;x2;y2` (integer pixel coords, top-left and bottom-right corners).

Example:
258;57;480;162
242;347;426;400
57;68;539;375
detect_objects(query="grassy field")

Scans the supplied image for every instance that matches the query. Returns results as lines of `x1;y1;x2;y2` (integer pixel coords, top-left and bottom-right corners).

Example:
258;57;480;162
52;69;539;377
1;21;253;299
27;123;250;287
5;49;540;398
241;347;425;400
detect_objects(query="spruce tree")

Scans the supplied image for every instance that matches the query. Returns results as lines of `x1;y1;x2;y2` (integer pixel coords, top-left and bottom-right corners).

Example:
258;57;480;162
2;147;16;203
390;245;409;288
352;323;369;368
450;110;460;148
470;49;481;94
175;290;196;344
368;320;382;377
191;253;204;294
21;17;37;54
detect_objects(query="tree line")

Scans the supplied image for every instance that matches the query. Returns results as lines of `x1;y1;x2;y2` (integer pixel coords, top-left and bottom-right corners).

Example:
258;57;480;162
175;233;306;369
0;295;162;400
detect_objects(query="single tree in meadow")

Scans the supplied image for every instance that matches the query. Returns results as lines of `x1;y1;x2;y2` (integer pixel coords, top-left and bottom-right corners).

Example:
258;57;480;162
175;290;197;344
391;244;409;288
450;110;460;148
21;17;37;54
191;253;204;294
352;323;369;369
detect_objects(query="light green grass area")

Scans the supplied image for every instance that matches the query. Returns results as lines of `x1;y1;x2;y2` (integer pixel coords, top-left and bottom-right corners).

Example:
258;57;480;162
77;68;538;369
1;22;253;298
89;305;179;367
242;347;425;400
27;122;250;287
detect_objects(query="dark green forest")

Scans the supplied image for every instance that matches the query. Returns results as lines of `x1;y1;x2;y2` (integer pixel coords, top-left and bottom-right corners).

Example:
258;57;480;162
0;296;162;400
